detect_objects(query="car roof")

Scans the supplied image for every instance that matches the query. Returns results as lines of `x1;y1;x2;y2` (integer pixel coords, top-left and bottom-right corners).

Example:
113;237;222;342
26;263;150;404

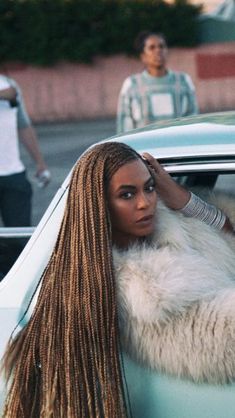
58;112;235;189
112;112;235;160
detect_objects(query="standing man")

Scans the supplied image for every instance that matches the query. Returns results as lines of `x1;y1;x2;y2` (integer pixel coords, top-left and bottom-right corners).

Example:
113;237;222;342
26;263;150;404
117;31;198;134
0;74;51;227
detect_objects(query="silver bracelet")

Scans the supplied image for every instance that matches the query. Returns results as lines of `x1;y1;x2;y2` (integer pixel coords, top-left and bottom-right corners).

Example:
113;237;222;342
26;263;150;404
180;192;226;230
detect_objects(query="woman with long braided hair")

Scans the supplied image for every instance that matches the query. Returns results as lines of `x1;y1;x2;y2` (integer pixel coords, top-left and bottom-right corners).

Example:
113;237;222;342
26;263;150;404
2;141;235;417
2;142;148;418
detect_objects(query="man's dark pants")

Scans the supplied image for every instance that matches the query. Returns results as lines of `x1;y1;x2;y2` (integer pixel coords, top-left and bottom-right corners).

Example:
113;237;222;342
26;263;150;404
0;170;32;227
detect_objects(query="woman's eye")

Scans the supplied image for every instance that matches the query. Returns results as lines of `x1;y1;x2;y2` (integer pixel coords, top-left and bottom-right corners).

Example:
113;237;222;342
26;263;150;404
120;191;133;199
145;184;155;193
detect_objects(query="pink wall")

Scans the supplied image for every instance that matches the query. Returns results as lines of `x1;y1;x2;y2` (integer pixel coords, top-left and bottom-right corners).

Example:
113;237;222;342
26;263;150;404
1;42;235;123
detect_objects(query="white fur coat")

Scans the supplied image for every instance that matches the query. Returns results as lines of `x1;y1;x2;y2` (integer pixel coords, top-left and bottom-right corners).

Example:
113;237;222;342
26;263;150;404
113;193;235;384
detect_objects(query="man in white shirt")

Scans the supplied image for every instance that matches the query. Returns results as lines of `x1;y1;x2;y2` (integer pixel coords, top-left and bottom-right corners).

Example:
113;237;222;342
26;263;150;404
0;75;50;227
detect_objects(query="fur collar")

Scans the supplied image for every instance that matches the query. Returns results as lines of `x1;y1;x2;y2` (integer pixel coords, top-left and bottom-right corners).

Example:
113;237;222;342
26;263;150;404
113;195;235;383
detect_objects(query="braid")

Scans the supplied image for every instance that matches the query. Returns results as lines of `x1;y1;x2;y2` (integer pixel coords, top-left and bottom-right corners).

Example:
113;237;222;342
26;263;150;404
2;142;140;417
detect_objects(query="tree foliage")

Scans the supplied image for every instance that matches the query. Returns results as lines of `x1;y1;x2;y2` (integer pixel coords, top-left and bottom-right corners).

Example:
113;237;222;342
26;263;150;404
0;0;201;65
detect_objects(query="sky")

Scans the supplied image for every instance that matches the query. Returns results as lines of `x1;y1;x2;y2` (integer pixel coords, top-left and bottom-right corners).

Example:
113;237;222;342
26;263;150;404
166;1;223;13
190;0;223;12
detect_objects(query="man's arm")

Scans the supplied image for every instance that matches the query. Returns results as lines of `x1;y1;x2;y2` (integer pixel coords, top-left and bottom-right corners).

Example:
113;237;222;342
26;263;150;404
19;126;51;186
183;74;198;116
116;78;135;134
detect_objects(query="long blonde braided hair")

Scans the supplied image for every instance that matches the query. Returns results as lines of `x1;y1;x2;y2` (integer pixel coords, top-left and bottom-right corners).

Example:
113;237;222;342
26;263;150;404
2;142;141;417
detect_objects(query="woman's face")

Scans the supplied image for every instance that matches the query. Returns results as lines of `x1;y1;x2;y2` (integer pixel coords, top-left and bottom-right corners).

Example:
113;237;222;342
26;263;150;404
107;159;157;248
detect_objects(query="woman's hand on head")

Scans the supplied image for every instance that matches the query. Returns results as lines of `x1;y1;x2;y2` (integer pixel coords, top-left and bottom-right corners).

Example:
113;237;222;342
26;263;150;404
142;153;235;235
142;152;190;210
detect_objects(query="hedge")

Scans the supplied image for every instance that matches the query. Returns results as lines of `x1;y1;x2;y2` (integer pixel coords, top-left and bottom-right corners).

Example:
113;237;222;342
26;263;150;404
0;0;201;66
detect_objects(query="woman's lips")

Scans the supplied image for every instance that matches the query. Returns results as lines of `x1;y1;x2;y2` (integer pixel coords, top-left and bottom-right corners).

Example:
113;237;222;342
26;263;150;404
136;215;154;224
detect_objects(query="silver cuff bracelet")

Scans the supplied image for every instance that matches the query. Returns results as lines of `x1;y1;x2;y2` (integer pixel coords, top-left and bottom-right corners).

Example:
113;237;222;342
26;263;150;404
180;192;226;230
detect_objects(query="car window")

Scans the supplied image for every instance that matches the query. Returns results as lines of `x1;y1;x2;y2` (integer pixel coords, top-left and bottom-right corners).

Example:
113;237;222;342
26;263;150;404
215;173;235;195
175;173;235;196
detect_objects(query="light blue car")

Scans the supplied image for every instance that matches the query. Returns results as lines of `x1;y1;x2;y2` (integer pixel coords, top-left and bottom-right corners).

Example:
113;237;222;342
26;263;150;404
1;112;235;417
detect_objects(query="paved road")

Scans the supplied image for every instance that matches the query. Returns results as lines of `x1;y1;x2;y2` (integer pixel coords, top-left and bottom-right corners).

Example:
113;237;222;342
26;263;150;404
21;118;116;225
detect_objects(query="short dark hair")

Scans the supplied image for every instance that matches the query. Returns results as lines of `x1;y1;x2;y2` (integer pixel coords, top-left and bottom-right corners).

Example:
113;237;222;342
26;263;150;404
134;30;167;54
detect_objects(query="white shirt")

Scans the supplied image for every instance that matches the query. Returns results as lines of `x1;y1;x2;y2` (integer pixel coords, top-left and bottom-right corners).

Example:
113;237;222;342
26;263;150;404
0;76;25;175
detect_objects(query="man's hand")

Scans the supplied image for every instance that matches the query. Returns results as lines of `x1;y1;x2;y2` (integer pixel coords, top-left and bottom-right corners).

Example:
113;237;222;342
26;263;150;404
35;169;51;188
0;86;17;106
